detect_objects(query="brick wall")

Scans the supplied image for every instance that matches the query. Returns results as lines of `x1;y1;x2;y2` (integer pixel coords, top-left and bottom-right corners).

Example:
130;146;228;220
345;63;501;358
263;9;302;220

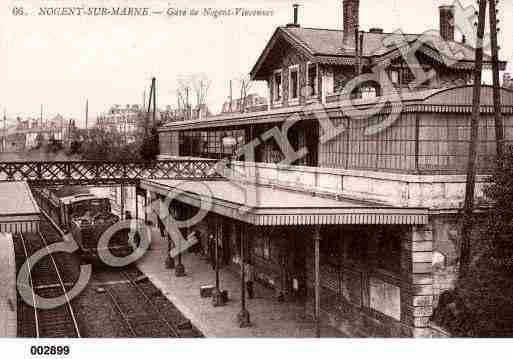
439;6;455;42
343;0;360;49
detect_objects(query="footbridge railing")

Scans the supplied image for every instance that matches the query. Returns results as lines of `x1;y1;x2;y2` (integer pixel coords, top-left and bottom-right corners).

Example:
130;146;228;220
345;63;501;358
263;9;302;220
0;160;223;186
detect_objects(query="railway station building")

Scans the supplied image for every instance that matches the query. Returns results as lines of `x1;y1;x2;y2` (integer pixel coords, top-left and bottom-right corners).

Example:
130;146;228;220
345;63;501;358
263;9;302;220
139;1;513;337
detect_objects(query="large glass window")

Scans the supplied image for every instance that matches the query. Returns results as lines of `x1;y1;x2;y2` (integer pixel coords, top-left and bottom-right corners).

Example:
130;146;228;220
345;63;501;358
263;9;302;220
179;128;246;159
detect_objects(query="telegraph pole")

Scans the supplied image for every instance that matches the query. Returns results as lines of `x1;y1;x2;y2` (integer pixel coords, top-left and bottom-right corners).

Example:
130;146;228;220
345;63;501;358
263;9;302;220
145;79;154;137
489;0;504;166
85;99;89;131
229;80;233;112
460;0;487;278
152;77;156;127
185;87;189;121
2;109;6;152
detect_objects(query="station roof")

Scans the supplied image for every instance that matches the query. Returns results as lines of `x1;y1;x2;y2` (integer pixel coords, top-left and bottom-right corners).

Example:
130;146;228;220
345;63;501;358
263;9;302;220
0;181;40;217
141;179;428;226
250;27;506;80
159;85;513;132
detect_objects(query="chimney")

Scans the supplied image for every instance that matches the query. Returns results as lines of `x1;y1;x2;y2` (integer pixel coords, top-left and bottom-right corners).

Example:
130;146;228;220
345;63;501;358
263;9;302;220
439;5;455;42
287;4;300;27
343;0;360;50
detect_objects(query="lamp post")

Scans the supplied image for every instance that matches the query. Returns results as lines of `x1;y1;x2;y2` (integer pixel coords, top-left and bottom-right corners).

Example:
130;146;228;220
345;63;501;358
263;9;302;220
175;205;186;277
211;232;224;307
166;201;176;269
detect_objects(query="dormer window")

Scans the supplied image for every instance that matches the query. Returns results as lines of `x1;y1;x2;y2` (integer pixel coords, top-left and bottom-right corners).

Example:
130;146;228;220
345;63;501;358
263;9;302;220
273;70;283;102
289;65;299;100
390;70;399;86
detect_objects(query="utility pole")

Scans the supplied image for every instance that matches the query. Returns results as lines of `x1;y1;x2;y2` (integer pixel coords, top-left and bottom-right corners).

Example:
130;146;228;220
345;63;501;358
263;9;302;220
145;78;154;137
489;0;504;166
85;99;89;131
40;104;43;128
185;87;190;121
68;119;72;147
460;0;487;278
229;80;233;112
2;109;6;152
152;77;156;127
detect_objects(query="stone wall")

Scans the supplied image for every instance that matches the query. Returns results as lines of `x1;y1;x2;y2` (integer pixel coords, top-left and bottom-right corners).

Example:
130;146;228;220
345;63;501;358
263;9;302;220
230;161;489;210
431;217;460;307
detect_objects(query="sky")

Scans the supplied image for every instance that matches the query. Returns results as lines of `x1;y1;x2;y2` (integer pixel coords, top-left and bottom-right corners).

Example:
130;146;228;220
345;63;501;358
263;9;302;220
0;0;512;127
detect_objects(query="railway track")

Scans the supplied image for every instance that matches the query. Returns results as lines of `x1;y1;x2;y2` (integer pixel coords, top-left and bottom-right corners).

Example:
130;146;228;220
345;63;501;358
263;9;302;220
14;205;201;338
13;218;81;338
96;267;202;338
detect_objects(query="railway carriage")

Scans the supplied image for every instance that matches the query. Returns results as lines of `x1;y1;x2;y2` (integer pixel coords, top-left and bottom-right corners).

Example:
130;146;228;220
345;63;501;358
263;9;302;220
34;186;130;260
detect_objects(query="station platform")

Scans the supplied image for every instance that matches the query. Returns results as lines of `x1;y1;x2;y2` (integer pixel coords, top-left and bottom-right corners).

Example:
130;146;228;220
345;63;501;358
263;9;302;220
0;181;40;233
0;233;17;337
136;235;346;338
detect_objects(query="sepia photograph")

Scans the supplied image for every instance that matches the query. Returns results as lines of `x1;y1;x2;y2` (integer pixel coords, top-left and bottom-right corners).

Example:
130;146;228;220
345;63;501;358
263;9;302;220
0;0;513;356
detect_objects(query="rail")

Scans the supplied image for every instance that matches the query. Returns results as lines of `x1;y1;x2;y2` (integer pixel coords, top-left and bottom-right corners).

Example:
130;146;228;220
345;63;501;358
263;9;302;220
18;233;40;338
121;271;181;337
39;231;82;338
17;225;81;338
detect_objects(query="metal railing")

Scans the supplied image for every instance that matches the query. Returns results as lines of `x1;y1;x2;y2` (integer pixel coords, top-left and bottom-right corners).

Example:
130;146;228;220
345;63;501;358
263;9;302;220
0;159;222;186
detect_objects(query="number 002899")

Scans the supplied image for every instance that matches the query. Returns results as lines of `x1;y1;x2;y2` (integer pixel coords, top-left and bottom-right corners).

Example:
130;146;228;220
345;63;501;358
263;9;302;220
30;345;70;356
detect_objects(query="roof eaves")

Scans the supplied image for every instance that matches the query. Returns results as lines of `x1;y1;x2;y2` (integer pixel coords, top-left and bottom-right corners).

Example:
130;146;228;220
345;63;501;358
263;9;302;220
251;27;317;81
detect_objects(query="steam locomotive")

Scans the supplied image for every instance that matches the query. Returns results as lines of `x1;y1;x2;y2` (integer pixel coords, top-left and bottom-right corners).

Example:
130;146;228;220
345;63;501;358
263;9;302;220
34;186;132;260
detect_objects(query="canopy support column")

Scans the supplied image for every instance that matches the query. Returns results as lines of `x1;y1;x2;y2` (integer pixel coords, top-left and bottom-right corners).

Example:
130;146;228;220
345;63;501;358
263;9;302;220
237;224;251;327
120;184;125;220
314;225;321;338
175;226;186;277
212;225;225;307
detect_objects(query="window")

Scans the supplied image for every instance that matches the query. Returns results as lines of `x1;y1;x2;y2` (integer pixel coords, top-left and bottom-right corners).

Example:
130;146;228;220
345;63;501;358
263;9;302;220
274;70;282;102
307;63;318;96
322;70;334;97
289;66;299;100
390;70;399;86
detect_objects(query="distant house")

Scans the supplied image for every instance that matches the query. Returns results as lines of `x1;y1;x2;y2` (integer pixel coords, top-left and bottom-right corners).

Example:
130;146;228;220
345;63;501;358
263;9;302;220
96;104;145;142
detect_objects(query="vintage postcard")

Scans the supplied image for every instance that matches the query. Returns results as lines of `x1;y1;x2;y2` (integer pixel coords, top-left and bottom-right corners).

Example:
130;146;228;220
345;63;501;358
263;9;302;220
0;0;513;356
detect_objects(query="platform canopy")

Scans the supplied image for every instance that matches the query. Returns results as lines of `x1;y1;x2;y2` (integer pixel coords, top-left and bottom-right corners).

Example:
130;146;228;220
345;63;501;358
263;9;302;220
0;181;40;233
140;179;428;226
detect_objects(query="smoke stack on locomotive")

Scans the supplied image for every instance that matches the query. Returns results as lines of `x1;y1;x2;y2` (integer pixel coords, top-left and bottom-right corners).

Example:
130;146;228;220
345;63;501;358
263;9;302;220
33;186;129;260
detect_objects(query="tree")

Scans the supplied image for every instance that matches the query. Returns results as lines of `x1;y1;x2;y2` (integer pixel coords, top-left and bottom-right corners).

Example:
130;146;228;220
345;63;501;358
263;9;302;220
237;75;254;114
34;133;44;150
432;146;513;337
191;73;211;109
176;73;212;120
139;125;160;162
46;134;63;153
